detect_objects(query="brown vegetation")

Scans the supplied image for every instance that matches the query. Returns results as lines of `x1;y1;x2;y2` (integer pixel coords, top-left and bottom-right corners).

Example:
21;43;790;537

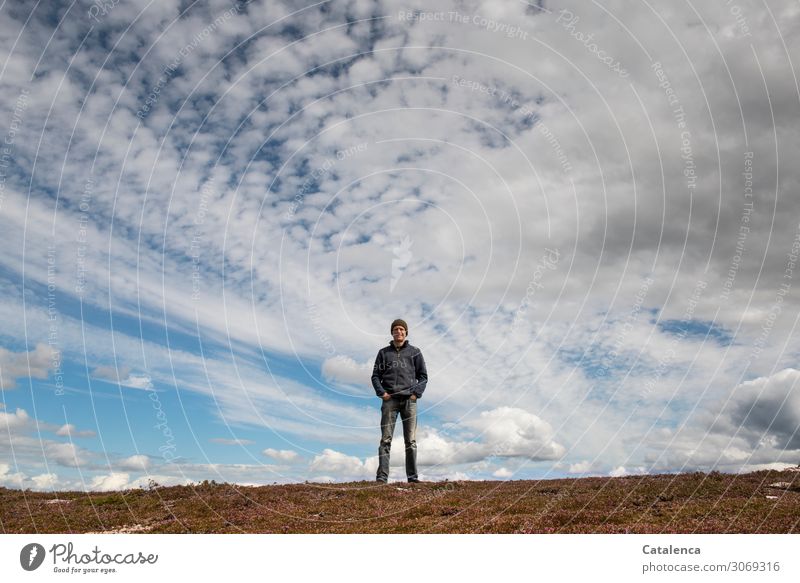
1;470;798;534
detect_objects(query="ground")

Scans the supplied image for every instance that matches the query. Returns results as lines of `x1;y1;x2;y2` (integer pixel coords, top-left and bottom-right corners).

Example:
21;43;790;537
1;469;798;533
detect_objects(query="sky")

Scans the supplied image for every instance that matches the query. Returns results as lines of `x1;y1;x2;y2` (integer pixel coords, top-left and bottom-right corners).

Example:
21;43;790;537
1;0;799;491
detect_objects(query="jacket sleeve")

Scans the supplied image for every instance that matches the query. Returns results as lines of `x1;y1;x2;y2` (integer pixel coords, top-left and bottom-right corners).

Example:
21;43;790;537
411;350;428;398
371;349;385;396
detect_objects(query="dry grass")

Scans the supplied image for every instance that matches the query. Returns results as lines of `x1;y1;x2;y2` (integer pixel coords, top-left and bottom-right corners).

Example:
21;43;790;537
2;469;798;534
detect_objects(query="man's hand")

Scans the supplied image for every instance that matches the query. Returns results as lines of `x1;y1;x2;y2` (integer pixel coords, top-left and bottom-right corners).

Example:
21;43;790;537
410;395;417;401
381;393;391;401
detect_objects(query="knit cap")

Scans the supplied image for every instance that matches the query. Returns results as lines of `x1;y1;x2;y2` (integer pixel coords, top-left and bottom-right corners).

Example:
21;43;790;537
390;319;408;334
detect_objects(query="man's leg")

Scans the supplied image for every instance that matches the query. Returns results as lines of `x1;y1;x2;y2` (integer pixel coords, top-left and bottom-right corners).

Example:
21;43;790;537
400;398;418;481
376;399;399;482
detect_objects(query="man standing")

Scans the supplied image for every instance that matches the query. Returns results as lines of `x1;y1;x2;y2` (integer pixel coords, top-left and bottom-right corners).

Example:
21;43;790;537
371;319;428;483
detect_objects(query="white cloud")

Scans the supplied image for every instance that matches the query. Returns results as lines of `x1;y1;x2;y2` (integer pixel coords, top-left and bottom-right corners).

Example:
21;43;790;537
262;448;300;462
89;472;132;492
0;463;27;487
420;470;472;482
0;408;31;432
0;344;52;390
493;467;512;478
30;473;59;490
121;375;155;390
45;442;90;468
734;462;798;473
116;455;152;472
415;427;486;466
55;424;96;438
609;466;627;477
464;407;566;461
321;355;373;389
126;474;196;489
568;460;592;474
92;366;153;390
309;448;375;480
0;407;96;474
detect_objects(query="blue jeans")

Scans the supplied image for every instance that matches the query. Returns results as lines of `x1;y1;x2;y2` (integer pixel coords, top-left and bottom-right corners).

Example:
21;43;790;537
376;397;417;481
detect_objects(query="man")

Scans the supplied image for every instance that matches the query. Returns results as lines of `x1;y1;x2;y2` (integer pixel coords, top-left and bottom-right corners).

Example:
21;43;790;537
371;319;428;483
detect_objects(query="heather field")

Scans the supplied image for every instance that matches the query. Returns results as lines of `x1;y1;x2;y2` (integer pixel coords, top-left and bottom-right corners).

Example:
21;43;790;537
1;469;798;534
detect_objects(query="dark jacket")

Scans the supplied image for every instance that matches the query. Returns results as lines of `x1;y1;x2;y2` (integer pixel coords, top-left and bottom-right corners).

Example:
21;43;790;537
371;340;428;399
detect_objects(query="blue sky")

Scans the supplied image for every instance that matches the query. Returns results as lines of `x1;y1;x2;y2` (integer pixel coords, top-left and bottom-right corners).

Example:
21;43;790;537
2;0;800;490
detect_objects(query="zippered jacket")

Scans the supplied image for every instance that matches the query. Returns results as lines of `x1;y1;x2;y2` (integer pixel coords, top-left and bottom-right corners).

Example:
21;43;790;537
371;340;428;398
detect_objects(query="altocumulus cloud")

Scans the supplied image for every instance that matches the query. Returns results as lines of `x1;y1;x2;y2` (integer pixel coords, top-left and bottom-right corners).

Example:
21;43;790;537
0;0;798;488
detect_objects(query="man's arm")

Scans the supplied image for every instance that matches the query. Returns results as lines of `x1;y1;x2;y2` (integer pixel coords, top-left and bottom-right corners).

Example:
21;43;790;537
411;350;428;398
371;349;386;397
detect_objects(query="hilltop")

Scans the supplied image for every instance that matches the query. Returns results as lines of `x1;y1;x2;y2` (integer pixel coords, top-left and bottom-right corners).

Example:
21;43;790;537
1;469;798;533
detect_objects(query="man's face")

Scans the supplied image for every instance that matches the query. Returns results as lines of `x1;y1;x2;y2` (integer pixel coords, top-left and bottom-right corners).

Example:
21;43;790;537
392;325;407;344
